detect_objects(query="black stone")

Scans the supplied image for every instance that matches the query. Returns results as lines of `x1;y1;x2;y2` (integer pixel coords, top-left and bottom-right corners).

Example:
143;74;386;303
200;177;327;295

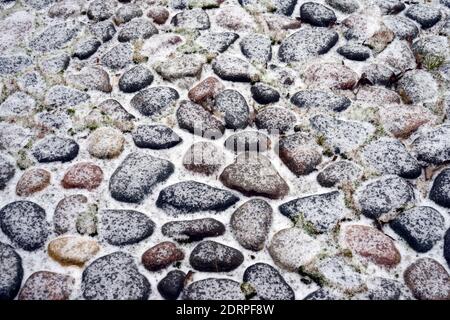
429;168;450;208
405;4;442;29
304;288;341;300
383;15;419;40
375;0;405;14
212;55;257;82
0;242;23;300
0;55;32;75
101;210;155;246
390;206;445;253
279;191;347;233
29;22;80;52
89;20;116;42
300;2;337;27
156;181;239;214
243;263;294;300
0;201;49;251
183;278;244;300
157;270;186;300
444;228;450;267
131;86;179;117
117;18;158;42
189;240;244;272
317;160;361;188
214;89;249;130
291;90;351;112
32;136;79;163
82;252;151;300
171;8;210;30
114;4;143;25
0;155;15;190
109;152;174;203
240;33;272;64
361;138;422;179
364;277;413;300
73;38;101;60
119;65;154;93
132;125;182;149
278;28;338;62
357;176;415;219
360;64;396;86
87;0;114;21
162;218;225;243
101;43;133;70
325;0;359;13
251;83;280;105
176;100;225;139
255;106;296;134
337;44;371;61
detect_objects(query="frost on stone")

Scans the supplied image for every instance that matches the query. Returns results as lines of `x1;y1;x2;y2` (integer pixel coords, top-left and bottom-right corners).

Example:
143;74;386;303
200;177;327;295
100;210;155;246
219;152;290;199
390;206;445;253
154;54;206;81
411;124;450;165
82;252;151;300
109;152;174;203
317;160;362;188
131;86;179;117
404;258;450;300
268;227;322;271
361;137;421;179
0;55;32;75
310;114;375;154
162;218;225;243
196;32;239;53
231;199;273;251
0;92;35;117
279;191;349;233
301;255;365;294
243;263;295;300
376;39;416;75
0;242;23;300
356;176;416;221
45;85;90;107
32;136;79;163
183;278;244;300
0;201;49;251
29;21;80;52
156;180;239;214
278;27;338;62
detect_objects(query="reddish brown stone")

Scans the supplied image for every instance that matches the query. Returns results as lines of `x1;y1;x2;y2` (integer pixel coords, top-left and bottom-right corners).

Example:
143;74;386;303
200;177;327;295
356;86;401;105
18;271;74;300
16;168;51;196
147;6;170;24
379;104;434;139
142;241;185;271
62;162;103;190
304;63;359;90
188;77;224;107
343;225;401;267
278;133;322;176
404;258;450;300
